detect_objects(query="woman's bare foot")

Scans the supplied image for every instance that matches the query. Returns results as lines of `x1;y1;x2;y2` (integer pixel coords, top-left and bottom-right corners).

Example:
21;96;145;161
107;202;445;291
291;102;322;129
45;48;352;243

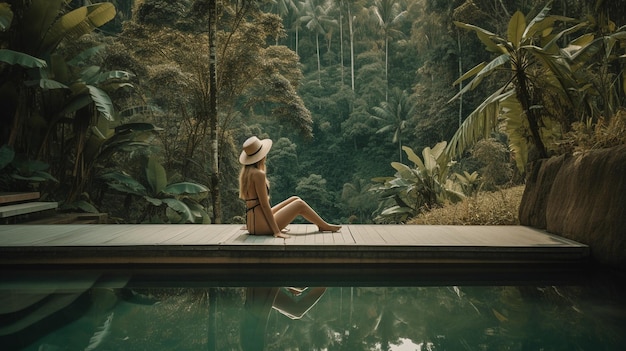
281;227;291;233
318;224;341;232
274;232;291;238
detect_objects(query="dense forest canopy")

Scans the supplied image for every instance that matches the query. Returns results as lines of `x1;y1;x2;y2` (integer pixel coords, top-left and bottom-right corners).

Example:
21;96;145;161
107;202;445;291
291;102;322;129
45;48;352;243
1;0;625;224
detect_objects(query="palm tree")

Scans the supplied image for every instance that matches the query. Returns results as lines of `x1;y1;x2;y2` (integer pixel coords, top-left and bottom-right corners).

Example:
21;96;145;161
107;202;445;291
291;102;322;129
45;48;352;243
341;178;377;223
301;0;336;85
447;1;594;171
370;0;407;101
371;87;415;163
271;0;299;46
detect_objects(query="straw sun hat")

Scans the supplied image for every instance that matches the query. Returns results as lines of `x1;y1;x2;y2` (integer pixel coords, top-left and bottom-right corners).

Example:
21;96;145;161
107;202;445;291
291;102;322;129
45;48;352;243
239;136;273;165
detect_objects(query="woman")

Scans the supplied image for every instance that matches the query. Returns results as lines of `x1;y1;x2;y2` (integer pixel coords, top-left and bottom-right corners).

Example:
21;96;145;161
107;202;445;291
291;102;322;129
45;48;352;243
239;136;341;238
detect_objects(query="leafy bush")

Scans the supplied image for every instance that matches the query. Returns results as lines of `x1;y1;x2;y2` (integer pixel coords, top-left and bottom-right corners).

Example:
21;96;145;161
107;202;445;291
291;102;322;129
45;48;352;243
558;109;626;153
100;156;210;223
0;145;58;192
371;142;465;223
409;186;524;225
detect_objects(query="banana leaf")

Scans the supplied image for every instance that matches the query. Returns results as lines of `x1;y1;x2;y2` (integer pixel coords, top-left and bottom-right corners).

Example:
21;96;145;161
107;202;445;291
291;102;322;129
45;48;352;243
162;198;194;223
67;45;106;66
100;171;147;196
163;182;209;196
507;11;526;48
87;85;115;121
146;156;167;195
39;3;115;55
22;0;65;54
25;78;68;89
186;201;211;224
0;49;47;68
84;70;133;85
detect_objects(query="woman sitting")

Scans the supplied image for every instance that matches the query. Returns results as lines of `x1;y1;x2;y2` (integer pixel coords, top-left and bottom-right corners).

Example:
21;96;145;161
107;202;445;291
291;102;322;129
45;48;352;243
239;136;341;238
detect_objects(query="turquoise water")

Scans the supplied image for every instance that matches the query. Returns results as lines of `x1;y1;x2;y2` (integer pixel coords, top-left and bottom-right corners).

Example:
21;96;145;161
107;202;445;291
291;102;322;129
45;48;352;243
1;269;625;351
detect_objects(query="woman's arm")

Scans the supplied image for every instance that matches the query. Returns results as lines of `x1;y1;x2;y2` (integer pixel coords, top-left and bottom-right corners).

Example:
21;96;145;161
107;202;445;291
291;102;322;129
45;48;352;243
252;170;281;236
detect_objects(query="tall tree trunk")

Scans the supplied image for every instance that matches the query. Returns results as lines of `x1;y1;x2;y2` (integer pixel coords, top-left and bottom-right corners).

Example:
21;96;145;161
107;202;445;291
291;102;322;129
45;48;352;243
316;34;321;85
384;35;389;102
208;0;222;223
457;30;463;128
517;71;547;159
348;6;355;92
339;0;345;87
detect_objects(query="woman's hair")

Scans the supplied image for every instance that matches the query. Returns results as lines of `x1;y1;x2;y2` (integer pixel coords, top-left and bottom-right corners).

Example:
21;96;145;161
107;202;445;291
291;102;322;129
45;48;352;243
239;158;268;200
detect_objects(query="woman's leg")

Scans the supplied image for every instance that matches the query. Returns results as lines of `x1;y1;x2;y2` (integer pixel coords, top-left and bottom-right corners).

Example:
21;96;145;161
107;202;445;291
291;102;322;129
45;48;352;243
272;197;300;233
273;198;341;232
271;196;300;214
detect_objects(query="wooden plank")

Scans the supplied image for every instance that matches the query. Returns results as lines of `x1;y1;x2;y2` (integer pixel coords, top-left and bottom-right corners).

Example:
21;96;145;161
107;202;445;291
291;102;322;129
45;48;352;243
37;225;128;246
218;227;249;244
99;225;175;245
359;225;388;245
0;202;58;218
0;225;92;246
0;192;40;204
173;225;238;245
223;230;286;249
215;225;250;244
373;225;392;244
333;226;354;245
159;225;231;245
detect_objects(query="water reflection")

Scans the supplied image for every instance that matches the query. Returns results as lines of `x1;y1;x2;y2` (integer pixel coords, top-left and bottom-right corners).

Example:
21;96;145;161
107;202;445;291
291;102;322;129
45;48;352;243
1;273;625;351
241;287;326;351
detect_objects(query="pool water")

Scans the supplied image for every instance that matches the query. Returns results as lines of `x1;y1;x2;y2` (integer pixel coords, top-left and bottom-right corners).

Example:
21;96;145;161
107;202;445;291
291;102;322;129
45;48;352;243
1;270;625;351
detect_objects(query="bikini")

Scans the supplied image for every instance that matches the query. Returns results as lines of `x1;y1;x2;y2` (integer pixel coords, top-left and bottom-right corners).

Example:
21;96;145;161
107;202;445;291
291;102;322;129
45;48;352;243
245;185;268;235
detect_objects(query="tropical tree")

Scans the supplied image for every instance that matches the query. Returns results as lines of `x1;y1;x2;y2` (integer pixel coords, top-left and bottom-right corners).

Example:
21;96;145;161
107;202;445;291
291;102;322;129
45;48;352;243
301;0;337;85
269;0;300;46
371;141;464;223
568;2;626;123
120;0;313;223
446;1;595;171
0;1;117;145
370;0;407;101
341;177;378;223
0;0;147;207
370;87;416;163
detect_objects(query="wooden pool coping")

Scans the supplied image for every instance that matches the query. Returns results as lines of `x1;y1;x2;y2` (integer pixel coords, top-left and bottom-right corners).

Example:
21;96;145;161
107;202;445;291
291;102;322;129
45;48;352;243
0;224;589;268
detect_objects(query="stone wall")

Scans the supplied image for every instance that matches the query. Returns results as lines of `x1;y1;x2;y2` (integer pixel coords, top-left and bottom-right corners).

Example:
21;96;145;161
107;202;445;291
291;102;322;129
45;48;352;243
519;145;626;268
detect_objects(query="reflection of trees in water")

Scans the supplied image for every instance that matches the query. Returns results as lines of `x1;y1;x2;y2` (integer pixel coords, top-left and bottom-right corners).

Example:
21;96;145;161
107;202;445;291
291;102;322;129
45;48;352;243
2;282;624;350
245;285;625;351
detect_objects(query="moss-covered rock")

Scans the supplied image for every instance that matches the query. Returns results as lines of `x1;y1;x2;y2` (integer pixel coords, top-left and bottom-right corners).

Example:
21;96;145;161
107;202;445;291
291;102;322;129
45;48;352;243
520;146;626;268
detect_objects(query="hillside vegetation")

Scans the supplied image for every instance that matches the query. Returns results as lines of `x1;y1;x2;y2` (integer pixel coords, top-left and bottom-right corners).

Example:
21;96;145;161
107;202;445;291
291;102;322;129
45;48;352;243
1;0;624;225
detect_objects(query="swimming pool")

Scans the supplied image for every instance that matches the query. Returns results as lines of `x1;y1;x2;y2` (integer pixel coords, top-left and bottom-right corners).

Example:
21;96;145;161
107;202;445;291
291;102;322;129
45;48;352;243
2;267;625;350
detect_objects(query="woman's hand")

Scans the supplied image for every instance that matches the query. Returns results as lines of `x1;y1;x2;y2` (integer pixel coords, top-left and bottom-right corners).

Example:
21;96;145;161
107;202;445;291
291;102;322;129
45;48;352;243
274;232;290;238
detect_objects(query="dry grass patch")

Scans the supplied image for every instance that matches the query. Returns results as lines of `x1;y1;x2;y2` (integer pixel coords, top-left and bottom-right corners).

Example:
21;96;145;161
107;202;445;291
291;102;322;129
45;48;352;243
408;185;525;225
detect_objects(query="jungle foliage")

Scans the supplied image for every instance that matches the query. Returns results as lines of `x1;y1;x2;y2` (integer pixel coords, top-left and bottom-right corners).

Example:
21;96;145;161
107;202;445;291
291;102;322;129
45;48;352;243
1;0;625;224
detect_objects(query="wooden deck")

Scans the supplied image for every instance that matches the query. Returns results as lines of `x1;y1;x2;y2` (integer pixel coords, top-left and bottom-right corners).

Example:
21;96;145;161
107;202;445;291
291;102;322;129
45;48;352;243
0;224;589;268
